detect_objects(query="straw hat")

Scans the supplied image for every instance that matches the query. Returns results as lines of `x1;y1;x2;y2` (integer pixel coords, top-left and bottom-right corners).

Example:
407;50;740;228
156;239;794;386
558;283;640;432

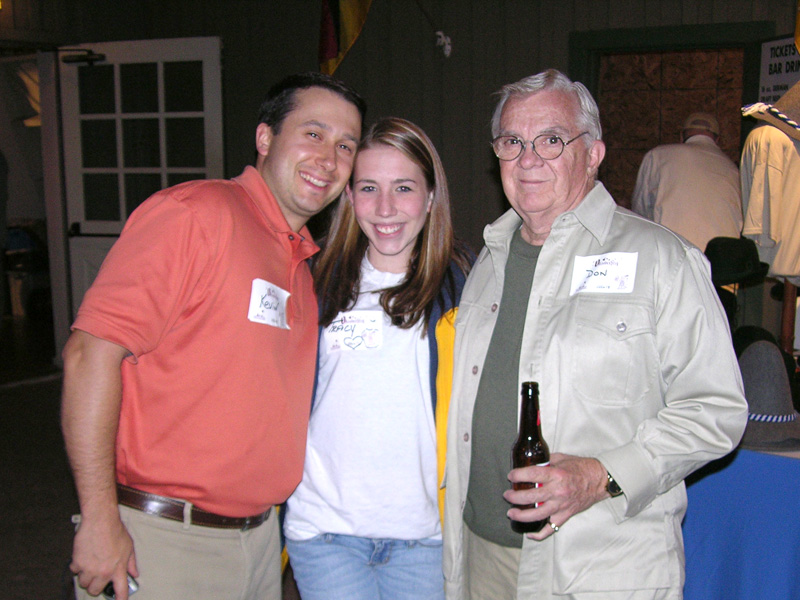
742;79;800;143
738;340;800;451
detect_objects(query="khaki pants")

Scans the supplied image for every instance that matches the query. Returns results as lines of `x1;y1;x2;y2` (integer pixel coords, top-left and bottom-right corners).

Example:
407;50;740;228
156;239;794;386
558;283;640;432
74;504;281;600
464;524;521;600
463;524;678;600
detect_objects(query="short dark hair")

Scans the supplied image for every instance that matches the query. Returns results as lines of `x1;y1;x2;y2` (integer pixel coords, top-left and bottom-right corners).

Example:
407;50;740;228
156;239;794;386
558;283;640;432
257;72;367;134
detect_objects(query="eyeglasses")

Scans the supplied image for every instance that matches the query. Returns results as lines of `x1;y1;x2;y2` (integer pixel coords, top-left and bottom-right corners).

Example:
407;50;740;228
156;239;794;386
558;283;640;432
491;131;590;161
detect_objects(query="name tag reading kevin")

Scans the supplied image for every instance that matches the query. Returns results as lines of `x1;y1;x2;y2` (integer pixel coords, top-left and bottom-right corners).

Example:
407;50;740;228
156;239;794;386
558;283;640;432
570;252;638;295
248;278;290;329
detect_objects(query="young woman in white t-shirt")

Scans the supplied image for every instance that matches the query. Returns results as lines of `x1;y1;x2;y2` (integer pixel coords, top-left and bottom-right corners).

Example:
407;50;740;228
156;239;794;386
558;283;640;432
284;117;471;600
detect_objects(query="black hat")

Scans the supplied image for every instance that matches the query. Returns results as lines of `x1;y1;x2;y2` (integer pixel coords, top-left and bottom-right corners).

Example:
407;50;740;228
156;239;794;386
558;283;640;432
704;237;769;286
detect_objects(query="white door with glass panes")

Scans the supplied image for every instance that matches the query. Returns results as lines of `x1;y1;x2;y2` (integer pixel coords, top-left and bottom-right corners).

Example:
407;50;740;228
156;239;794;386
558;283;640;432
60;37;223;318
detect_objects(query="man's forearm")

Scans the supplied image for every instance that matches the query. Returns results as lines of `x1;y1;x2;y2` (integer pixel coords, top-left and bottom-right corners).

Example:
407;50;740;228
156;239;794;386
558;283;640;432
61;330;129;518
61;330;139;597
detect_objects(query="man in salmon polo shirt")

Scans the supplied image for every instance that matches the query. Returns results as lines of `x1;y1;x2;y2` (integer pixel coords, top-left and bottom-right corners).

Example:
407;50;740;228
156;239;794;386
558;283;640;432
61;72;365;600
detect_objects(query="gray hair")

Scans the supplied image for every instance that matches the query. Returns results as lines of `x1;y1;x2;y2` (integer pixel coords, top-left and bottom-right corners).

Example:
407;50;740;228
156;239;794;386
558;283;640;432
490;69;602;144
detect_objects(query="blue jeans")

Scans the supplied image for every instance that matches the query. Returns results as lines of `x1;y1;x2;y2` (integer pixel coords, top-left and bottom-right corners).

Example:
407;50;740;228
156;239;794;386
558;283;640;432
286;533;445;600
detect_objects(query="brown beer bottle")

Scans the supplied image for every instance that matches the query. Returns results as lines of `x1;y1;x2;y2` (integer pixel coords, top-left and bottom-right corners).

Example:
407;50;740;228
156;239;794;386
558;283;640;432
510;381;550;534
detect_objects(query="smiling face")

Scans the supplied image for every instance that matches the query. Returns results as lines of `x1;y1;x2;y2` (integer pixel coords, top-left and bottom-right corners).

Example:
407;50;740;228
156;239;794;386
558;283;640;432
348;145;433;274
255;86;362;232
498;88;605;244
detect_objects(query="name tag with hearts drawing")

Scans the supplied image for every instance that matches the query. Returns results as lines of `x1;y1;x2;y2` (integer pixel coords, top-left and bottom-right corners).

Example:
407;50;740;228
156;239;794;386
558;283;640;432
323;310;383;352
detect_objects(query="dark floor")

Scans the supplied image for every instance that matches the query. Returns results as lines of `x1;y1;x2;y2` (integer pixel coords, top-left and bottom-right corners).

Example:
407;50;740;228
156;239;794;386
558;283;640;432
1;372;76;600
2;303;75;600
0;311;303;599
1;310;60;387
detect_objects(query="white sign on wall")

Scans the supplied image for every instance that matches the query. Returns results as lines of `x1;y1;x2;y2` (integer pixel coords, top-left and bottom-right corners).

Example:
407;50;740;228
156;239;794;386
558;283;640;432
759;36;800;103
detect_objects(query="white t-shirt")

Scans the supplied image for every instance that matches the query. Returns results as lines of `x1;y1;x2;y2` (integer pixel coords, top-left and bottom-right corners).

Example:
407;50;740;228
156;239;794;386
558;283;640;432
741;124;800;285
284;256;439;541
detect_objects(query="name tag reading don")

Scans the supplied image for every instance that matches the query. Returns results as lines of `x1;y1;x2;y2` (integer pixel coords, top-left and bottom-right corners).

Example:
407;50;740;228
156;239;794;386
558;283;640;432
570;252;638;295
248;278;290;329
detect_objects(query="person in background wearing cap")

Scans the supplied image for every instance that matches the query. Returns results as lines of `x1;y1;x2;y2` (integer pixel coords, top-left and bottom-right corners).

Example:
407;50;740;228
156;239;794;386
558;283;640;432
682;335;800;599
632;112;743;252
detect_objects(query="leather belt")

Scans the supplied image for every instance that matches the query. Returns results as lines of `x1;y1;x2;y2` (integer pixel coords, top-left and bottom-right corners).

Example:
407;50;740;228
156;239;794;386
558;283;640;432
116;484;271;531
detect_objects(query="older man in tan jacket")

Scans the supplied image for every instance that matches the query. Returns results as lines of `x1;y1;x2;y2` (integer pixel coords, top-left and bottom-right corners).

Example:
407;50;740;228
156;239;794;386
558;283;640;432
443;69;747;600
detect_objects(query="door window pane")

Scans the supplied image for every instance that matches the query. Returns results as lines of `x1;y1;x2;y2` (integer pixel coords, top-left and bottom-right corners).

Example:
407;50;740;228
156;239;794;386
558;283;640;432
83;174;121;221
78;64;115;114
123;118;160;168
81;120;117;168
125;173;162;216
121;63;158;113
165;61;204;112
168;173;200;187
166;118;205;167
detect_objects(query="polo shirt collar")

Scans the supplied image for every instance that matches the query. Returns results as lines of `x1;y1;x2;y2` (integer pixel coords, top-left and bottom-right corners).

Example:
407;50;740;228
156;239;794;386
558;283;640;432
234;166;320;258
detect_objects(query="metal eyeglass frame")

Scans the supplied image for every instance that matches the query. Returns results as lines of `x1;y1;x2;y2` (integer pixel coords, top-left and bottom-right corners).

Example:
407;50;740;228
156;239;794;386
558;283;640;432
491;131;590;161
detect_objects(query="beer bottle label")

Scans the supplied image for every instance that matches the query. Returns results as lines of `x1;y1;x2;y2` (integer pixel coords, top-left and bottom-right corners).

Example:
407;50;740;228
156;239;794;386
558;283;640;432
534;461;550;506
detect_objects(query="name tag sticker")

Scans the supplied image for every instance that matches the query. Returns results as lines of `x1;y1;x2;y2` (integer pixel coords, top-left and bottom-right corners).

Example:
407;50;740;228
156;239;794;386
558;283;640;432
248;278;290;329
324;310;383;352
570;252;638;295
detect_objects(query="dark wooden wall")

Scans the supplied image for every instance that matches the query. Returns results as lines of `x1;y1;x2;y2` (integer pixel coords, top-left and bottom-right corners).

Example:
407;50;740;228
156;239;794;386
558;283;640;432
1;0;796;248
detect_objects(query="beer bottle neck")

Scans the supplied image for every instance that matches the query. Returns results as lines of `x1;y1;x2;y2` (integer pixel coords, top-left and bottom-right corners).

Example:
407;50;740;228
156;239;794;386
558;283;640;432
519;382;542;435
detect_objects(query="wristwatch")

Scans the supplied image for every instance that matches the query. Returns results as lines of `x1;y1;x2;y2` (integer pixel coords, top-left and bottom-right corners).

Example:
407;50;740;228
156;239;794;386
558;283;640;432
606;472;624;498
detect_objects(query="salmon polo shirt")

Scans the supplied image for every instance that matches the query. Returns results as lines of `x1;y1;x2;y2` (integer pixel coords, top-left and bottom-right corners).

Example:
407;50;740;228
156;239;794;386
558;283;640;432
73;166;320;517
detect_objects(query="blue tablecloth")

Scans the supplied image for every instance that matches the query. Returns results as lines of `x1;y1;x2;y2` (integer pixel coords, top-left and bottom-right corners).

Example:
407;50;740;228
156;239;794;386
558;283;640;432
683;448;800;599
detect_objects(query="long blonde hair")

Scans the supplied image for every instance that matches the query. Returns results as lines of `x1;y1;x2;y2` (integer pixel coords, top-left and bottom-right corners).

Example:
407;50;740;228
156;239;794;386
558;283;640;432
314;117;470;332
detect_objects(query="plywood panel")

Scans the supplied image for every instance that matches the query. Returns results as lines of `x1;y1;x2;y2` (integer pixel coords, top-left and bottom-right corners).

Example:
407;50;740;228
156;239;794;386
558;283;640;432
598;47;743;208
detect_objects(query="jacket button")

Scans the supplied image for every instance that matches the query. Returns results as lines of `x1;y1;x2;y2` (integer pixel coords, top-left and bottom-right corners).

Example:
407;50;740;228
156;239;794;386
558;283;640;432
463;433;470;442
616;321;627;333
472;365;479;374
491;303;498;312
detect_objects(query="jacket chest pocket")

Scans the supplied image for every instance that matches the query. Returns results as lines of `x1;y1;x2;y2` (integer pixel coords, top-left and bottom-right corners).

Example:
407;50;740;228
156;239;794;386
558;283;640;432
570;297;657;407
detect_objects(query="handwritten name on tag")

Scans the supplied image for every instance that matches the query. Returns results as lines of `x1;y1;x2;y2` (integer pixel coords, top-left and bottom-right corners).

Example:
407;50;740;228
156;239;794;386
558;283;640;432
248;278;290;329
324;310;383;352
570;252;638;295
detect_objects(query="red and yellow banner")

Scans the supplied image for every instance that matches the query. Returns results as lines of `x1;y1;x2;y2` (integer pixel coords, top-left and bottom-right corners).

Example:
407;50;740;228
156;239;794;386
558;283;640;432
319;0;372;75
